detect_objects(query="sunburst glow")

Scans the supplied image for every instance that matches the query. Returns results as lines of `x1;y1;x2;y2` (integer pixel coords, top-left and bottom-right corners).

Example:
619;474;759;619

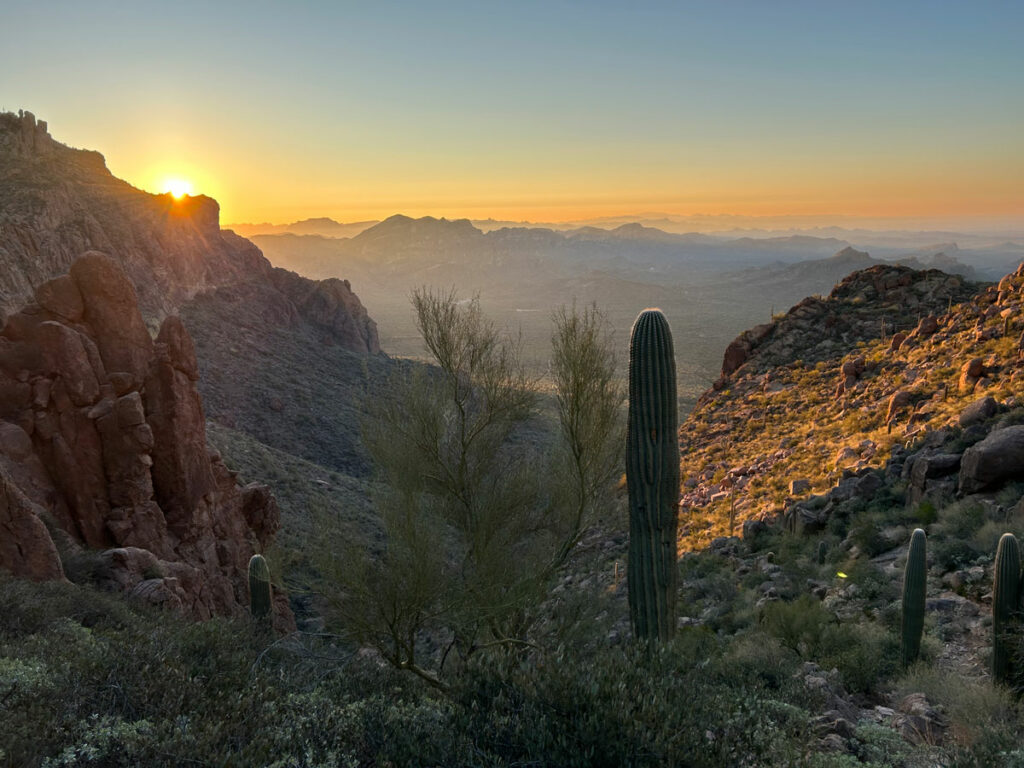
163;179;193;199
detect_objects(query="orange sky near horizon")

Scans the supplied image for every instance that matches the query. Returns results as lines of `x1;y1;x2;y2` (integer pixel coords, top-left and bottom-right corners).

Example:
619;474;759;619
6;2;1022;231
127;129;1023;227
118;111;1022;228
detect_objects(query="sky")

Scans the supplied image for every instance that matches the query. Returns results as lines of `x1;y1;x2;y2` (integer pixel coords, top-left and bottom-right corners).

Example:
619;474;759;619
1;0;1022;227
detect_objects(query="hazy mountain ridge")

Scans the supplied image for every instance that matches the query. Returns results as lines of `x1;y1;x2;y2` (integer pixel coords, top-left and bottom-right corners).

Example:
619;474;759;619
232;212;1024;252
228;217;377;239
251;216;992;404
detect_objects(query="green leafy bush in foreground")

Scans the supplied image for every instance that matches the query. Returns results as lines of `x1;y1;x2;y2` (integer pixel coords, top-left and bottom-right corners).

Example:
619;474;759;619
6;533;1024;767
1;574;830;767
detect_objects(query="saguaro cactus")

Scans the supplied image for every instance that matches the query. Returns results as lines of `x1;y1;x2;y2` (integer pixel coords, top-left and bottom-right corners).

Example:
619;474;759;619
248;553;272;620
626;309;679;642
900;528;927;667
992;533;1021;683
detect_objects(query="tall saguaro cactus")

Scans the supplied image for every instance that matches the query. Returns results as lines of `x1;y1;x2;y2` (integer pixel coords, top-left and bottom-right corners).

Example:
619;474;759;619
900;528;927;667
992;533;1021;683
248;553;273;620
626;309;680;642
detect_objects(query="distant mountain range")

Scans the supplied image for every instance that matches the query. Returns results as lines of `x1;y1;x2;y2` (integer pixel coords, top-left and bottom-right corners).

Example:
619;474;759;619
229;217;378;239
245;215;994;405
230;214;1023;280
229;213;1024;247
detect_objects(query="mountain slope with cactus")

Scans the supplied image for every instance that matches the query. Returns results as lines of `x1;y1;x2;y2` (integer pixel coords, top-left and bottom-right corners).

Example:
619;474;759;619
663;260;1024;758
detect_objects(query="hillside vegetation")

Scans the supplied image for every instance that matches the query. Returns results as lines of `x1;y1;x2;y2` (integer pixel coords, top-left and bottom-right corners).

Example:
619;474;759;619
9;262;1024;764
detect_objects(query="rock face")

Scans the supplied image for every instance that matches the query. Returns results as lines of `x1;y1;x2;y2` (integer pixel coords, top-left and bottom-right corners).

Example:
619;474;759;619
0;111;378;356
0;253;291;626
0;466;63;581
270;270;381;354
721;323;774;377
959;426;1024;494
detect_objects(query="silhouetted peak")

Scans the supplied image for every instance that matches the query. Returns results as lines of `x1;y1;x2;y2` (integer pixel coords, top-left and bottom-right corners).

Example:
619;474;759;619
829;246;871;261
357;214;483;241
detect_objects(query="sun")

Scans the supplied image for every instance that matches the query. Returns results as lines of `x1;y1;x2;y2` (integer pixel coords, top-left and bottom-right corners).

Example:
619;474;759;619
162;179;193;199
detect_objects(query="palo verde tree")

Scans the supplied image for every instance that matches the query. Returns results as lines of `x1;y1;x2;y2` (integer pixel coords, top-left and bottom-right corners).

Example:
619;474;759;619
319;289;623;688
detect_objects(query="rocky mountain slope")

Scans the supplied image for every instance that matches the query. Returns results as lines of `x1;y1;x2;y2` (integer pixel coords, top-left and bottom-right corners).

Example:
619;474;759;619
681;263;992;542
0;110;387;516
0;252;291;627
0;112;399;627
0;110;378;355
649;259;1024;756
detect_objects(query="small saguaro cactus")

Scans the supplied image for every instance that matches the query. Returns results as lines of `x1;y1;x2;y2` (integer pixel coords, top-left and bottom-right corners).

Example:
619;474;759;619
248;553;272;620
626;308;679;643
900;528;927;667
817;540;828;565
992;533;1022;683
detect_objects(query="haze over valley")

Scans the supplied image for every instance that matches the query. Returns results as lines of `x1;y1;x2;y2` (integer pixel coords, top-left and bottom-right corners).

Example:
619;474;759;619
245;214;1022;405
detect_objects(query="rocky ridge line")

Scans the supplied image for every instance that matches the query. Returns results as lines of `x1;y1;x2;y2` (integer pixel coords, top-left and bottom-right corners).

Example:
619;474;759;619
0;110;378;355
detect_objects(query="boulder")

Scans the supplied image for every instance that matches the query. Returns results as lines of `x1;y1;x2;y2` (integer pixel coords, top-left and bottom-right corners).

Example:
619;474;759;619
959;396;998;427
895;693;947;746
789;478;811;495
959;358;987;393
742;518;767;541
959;426;1024;493
836;355;866;396
722;338;751;377
719;323;774;378
916;315;939;336
885;390;913;423
909;453;962;503
34;275;84;321
912;453;963;483
889;331;908;352
834;447;858;469
854;472;883;499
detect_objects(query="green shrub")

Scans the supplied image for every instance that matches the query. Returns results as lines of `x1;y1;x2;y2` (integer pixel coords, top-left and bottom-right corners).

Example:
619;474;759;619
849;512;892;558
451;632;814;767
758;595;898;694
894;666;1023;763
933;537;983;572
915;499;938;526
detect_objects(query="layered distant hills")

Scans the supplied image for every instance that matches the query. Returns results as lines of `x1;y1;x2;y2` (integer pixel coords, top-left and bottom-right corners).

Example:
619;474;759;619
248;215;1014;404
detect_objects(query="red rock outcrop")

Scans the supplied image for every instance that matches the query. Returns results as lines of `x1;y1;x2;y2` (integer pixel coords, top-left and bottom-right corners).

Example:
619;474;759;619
0;252;292;626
